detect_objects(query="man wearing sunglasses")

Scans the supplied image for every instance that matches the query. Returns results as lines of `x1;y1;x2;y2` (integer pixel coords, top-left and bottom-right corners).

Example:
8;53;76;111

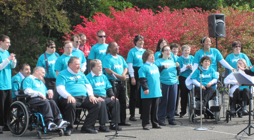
88;30;108;72
37;40;59;102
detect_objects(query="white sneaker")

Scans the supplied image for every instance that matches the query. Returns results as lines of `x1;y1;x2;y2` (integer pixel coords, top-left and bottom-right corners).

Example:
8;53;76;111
58;120;69;128
48;122;57;130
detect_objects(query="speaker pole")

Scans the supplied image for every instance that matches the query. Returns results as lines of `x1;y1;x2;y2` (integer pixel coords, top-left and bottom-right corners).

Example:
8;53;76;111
215;37;218;49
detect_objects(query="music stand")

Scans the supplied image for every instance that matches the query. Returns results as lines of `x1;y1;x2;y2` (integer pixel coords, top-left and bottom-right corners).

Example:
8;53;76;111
233;71;254;136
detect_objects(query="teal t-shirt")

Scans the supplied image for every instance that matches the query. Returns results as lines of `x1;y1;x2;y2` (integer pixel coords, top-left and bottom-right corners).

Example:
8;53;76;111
191;67;217;89
88;43;108;62
225;52;252;74
72;48;86;64
86;73;112;97
155;58;178;85
11;72;24;99
194;48;223;71
56;69;89;97
138;63;162;99
55;54;72;72
22;75;48;96
0;50;13;90
103;54;128;80
126;47;145;67
177;55;194;78
171;52;179;63
154;51;161;60
36;52;59;78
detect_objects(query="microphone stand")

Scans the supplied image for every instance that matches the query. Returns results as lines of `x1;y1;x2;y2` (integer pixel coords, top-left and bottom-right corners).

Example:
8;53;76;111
194;67;207;131
106;80;136;139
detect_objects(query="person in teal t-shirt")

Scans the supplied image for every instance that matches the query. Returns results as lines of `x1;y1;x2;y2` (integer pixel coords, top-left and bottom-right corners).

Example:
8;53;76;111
88;30;108;69
37;40;59;101
225;41;252;76
22;67;68;131
0;34;17;133
177;45;194;117
55;40;73;76
126;35;145;121
11;63;31;100
155;45;178;126
103;42;130;126
154;38;168;60
138;50;162;130
56;56;108;135
191;56;218;111
87;59;121;131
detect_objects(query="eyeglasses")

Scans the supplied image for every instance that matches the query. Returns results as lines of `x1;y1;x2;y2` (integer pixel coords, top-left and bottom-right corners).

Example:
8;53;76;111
98;35;106;38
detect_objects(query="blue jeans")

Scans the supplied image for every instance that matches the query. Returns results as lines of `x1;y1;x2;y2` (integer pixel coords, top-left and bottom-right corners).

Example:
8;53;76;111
158;83;178;123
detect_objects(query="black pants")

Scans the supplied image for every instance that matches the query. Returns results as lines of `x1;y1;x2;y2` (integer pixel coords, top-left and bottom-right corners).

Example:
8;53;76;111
103;97;121;124
110;80;127;123
129;67;142;117
0;90;12;126
141;98;160;127
195;86;215;107
179;76;190;114
44;78;59;102
59;96;100;129
28;97;62;125
232;88;249;105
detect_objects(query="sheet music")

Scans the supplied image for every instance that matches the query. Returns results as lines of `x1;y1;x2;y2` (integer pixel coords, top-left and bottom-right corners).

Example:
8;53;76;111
233;70;254;86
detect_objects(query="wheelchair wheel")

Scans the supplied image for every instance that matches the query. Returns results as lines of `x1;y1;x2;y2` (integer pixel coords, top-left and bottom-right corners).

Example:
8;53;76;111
189;112;196;123
59;129;64;136
37;130;42;139
7;101;29;136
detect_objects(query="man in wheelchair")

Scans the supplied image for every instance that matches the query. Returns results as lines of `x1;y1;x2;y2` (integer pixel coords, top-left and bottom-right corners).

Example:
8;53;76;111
22;66;69;131
191;56;218;117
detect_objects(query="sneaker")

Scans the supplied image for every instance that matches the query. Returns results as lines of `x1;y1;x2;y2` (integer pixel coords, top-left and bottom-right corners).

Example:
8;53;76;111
48;122;58;130
57;120;69;128
110;124;122;131
98;125;110;132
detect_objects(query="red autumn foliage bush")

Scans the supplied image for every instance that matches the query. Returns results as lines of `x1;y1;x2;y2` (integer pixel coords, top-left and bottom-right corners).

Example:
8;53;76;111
68;7;254;62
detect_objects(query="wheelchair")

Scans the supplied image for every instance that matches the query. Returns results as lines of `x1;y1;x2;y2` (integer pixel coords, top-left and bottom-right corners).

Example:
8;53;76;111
7;94;65;139
188;83;222;123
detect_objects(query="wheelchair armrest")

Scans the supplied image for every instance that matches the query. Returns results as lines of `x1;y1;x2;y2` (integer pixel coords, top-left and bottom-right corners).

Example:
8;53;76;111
16;94;31;101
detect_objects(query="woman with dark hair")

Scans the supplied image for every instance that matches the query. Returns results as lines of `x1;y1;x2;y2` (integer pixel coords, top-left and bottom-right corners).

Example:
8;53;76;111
155;45;179;125
186;37;234;90
191;56;218;113
154;38;168;60
225;41;252;75
126;35;145;121
138;49;162;130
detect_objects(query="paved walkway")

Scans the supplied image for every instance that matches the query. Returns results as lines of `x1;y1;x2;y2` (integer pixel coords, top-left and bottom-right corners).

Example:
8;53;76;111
1;108;254;140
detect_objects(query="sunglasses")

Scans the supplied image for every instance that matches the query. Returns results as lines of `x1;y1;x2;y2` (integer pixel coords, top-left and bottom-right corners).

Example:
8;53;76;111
98;35;106;38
